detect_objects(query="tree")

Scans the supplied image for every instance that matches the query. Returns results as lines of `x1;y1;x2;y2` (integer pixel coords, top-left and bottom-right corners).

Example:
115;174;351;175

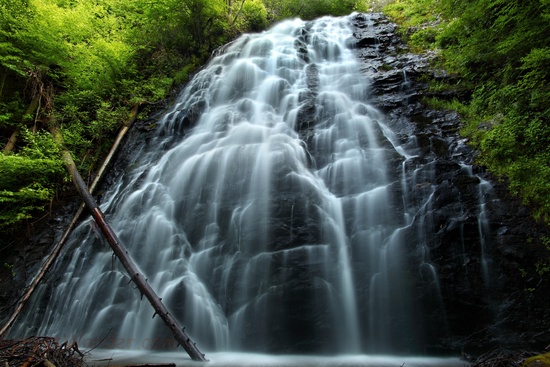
0;0;367;230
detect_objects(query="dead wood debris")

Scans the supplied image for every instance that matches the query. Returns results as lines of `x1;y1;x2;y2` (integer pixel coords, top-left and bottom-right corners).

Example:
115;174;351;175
0;337;84;367
469;348;540;367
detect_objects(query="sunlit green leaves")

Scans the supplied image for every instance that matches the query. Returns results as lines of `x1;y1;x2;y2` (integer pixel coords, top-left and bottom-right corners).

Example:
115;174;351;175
385;0;550;222
0;0;32;75
18;128;60;159
0;0;365;229
232;0;269;32
0;184;54;226
0;151;65;228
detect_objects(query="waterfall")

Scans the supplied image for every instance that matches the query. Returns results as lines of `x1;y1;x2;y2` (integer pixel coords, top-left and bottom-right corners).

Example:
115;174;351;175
12;14;495;356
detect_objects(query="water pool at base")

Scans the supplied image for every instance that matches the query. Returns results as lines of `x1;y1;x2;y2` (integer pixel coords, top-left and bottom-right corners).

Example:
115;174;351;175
86;350;467;367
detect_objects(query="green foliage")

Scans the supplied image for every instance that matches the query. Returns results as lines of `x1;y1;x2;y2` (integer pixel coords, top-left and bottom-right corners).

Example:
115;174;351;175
0;99;25;129
173;57;201;85
0;0;371;230
0;153;64;231
0;156;62;192
384;0;438;27
0;142;65;229
0;0;33;76
263;0;366;20
422;97;470;117
383;0;440;50
409;27;438;50
384;0;550;223
233;0;269;32
295;0;364;19
0;184;53;226
128;0;229;61
18;128;60;159
441;0;550;222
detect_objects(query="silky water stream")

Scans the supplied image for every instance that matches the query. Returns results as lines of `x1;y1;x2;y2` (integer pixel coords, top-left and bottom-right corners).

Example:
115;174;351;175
11;13;491;366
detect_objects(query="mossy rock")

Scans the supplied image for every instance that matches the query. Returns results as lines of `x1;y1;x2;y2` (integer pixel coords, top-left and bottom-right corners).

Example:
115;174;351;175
524;353;550;367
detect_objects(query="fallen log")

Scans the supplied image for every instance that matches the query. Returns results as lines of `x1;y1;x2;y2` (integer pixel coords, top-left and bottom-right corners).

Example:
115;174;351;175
0;105;139;340
49;126;207;362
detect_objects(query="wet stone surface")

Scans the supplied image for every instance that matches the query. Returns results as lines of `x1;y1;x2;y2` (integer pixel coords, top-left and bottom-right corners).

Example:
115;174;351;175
350;12;549;354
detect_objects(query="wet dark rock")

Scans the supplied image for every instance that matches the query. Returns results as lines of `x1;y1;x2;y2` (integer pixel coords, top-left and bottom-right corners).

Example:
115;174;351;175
350;12;549;355
296;63;320;131
0;197;80;328
356;36;379;47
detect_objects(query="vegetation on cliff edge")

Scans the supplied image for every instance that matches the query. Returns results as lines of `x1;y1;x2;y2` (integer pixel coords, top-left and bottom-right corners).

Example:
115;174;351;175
0;0;367;232
2;0;548;233
379;0;550;224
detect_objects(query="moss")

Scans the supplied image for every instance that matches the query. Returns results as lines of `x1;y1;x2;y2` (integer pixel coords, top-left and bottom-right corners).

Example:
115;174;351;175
378;64;393;71
523;353;550;367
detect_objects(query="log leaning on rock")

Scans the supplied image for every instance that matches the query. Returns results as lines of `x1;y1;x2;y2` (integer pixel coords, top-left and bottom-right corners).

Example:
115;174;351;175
50;126;207;362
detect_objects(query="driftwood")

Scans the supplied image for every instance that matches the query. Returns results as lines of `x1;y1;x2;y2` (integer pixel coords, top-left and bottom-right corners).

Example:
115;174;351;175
1;338;180;367
0;106;139;340
0;337;84;367
49;126;207;362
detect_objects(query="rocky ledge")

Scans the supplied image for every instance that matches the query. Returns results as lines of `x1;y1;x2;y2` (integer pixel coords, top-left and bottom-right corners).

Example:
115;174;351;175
350;12;549;354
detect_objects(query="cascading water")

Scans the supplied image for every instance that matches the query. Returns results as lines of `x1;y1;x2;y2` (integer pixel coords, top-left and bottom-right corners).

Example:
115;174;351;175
11;13;495;358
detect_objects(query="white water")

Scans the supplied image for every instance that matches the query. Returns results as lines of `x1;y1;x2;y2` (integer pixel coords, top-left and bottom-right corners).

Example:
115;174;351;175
86;350;465;367
12;14;493;358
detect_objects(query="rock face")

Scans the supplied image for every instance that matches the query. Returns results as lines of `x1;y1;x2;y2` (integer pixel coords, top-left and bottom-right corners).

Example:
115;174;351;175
97;13;550;354
349;12;549;353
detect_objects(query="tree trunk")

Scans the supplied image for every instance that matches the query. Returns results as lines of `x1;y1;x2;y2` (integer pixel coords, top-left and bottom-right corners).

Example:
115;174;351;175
90;104;139;188
231;0;247;26
2;95;40;154
0;71;6;99
2;129;20;154
0;106;139;340
49;126;207;362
